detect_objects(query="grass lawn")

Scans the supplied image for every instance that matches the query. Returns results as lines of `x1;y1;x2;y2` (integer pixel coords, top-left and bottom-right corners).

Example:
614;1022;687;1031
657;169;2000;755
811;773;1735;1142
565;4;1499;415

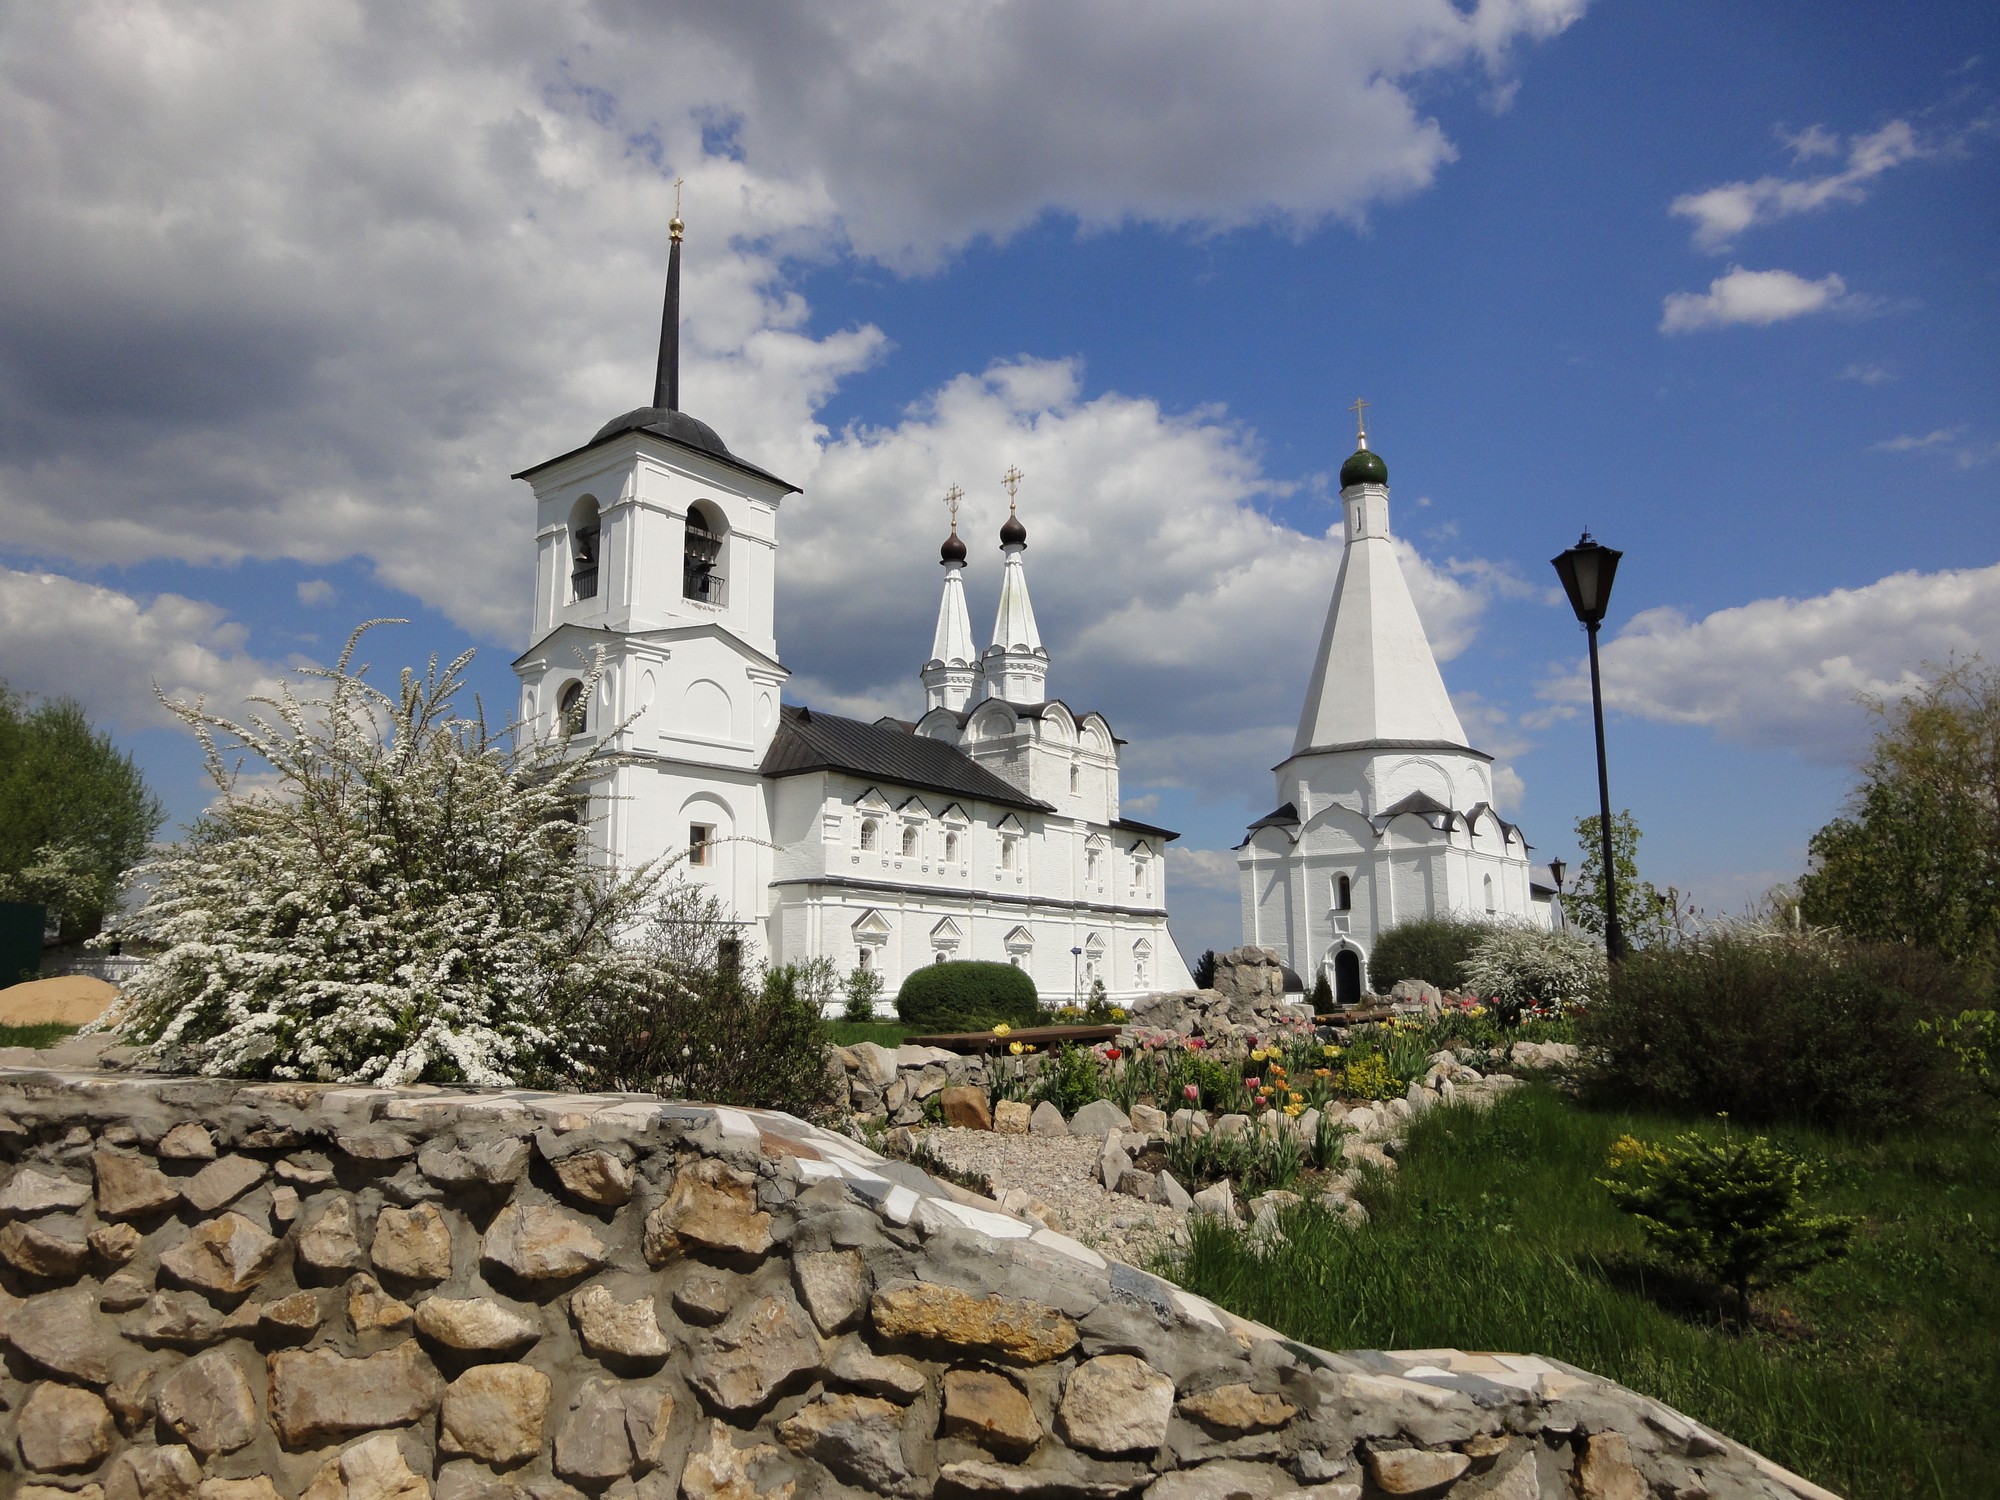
1158;1083;1999;1500
0;1022;78;1048
826;1018;913;1048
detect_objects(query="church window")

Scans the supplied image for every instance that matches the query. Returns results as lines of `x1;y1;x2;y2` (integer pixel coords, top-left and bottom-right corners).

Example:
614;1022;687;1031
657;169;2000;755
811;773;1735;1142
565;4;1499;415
1132;850;1151;898
688;823;714;866
1070;763;1080;793
683;502;726;605
901;825;919;857
570;498;601;602
934;951;947;965
944;831;959;863
859;818;879;852
857;947;872;972
1483;873;1496;913
1085;848;1099;882
558;681;587;736
1335;874;1352;911
1000;836;1018;871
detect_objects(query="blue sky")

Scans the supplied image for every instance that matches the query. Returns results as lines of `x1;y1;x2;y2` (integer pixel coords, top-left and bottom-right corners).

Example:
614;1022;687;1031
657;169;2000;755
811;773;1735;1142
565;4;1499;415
0;0;1994;961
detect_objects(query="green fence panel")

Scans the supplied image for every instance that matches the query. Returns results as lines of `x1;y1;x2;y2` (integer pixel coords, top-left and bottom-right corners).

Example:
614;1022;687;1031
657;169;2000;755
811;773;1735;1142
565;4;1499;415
0;901;47;986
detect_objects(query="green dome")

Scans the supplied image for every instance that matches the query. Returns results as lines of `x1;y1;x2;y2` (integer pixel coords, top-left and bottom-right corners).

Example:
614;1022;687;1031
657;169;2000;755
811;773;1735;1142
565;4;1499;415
1340;445;1387;488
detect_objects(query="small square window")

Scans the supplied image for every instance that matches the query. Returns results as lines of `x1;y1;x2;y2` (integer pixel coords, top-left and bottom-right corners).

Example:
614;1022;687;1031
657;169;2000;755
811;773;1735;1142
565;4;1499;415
689;823;714;866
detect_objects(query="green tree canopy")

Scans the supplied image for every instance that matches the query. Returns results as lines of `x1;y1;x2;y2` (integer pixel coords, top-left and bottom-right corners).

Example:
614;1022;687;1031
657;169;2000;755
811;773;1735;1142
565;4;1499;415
1561;810;1691;951
1798;658;2000;983
0;683;163;941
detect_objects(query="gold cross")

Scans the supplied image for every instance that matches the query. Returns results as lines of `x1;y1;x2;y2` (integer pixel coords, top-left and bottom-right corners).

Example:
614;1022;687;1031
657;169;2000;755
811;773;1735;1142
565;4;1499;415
1349;397;1369;444
673;176;684;215
1000;465;1024;509
942;484;963;528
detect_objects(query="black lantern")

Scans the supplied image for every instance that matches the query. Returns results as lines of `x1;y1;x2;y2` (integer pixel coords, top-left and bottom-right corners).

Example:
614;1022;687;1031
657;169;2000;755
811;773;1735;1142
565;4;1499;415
1552;532;1627;961
1547;857;1566;890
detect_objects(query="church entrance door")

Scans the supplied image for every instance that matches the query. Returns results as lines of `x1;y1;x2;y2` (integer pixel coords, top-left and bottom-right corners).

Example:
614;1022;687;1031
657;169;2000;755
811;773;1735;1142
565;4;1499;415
1334;949;1361;1007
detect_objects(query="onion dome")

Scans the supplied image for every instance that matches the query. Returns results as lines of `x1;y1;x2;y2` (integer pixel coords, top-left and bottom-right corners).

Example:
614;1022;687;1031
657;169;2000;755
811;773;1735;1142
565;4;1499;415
941;529;968;566
999;512;1027;547
1340;443;1387;488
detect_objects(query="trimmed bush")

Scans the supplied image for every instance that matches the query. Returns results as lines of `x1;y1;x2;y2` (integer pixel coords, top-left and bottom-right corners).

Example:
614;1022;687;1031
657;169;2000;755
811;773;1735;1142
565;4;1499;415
1580;932;1975;1130
1367;914;1495;992
896;959;1042;1032
1461;926;1607;1016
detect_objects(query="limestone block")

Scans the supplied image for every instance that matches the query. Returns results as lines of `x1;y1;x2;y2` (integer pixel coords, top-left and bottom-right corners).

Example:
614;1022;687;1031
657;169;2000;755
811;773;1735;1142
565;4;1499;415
1099;1136;1132;1191
1178;1383;1298;1436
182;1155;267;1213
690;1292;822;1412
276;1155;335;1186
993;1100;1032;1135
1212;1114;1251;1141
200;1482;284;1500
935;1460;1136;1497
372;1201;454;1282
1363;1448;1470;1495
553;1379;637;1483
644;1158;773;1264
335;1129;417;1161
826;1337;928;1402
1058;1354;1174;1455
483;1203;607;1282
671;1269;737;1326
159;1212;282;1296
942;1368;1042;1457
156;1123;217;1160
93;1150;181;1219
1129;1104;1169;1135
272;1185;301;1223
1028;1100;1067;1136
91;1221;143;1265
257;1290;324;1337
573;1283;670;1360
1149;1169;1193;1212
297;1197;365;1274
104;1443;201;1500
680;1417;796;1500
299;1431;429;1500
156;1348;259;1457
100;1270;151;1312
0;1166;92;1217
8;1285;115;1383
419;1133;532;1190
1575;1432;1647;1500
1;1216;91;1277
1069;1099;1131;1137
777;1392;916;1494
268;1342;443;1445
348;1273;414;1333
1146;1460;1294;1500
940;1084;993;1129
414;1294;541;1353
871;1282;1078;1364
1170;1109;1209;1138
553;1148;635;1207
1190;1181;1237;1222
18;1381;116;1471
440;1361;553;1466
793;1248;869;1334
131;1291;223;1349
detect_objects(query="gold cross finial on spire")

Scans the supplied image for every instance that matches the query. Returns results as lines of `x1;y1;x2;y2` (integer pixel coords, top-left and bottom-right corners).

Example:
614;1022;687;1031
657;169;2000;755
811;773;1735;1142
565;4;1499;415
1349;397;1370;446
670;176;685;241
942;483;963;530
1000;465;1024;510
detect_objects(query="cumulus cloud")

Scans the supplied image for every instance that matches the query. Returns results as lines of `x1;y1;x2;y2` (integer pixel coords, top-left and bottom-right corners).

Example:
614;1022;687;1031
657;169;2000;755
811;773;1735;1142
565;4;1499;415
296;579;336;607
1659;266;1854;334
1538;563;2000;760
0;567;284;730
1871;428;2000;469
1671;120;1925;252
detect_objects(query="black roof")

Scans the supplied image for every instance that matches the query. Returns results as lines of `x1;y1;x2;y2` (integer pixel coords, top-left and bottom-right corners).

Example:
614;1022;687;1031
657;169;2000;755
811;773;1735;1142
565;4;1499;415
1248;802;1301;829
1113;816;1178;843
761;705;1053;815
513;408;799;493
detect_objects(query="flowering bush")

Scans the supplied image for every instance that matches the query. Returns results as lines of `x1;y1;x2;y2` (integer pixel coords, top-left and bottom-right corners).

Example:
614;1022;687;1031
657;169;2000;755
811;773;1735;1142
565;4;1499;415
1459;925;1608;1018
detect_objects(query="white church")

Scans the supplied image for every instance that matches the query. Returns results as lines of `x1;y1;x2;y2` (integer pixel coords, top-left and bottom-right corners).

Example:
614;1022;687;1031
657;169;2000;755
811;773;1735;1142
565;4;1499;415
511;220;1191;1003
1236;418;1556;1005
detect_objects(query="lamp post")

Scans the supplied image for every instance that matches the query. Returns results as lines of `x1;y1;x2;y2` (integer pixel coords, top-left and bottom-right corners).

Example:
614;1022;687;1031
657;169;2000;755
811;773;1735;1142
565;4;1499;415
1071;946;1083;1009
1552;532;1626;962
1548;857;1567;933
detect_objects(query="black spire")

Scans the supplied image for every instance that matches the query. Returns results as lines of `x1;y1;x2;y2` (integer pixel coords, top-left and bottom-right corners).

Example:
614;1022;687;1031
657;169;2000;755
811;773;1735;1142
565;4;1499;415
652;212;683;411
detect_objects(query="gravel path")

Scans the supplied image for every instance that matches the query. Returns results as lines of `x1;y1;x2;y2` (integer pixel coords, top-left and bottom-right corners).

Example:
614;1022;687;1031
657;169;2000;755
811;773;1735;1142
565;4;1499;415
910;1126;1188;1268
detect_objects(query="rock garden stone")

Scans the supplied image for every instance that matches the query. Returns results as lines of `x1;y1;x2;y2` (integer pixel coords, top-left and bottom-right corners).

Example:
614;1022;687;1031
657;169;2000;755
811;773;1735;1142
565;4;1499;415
644;1158;772;1263
793;1247;869;1334
993;1099;1032;1134
690;1292;822;1411
93;1150;180;1218
483;1203;608;1281
182;1155;266;1213
18;1381;116;1471
297;1197;365;1274
552;1148;634;1207
871;1282;1078;1364
1059;1353;1175;1455
778;1392;916;1495
0;1166;92;1216
159;1212;282;1296
942;1368;1042;1457
104;1442;201;1500
156;1123;216;1160
1;1215;91;1276
348;1273;414;1333
1028;1100;1067;1136
1068;1099;1131;1137
268;1342;443;1445
156;1348;259;1456
573;1283;670;1360
1212;1113;1251;1141
414;1294;541;1353
440;1362;552;1466
10;1286;115;1383
1128;1103;1169;1135
1191;1180;1237;1221
1178;1383;1298;1436
371;1201;454;1281
1364;1447;1470;1495
1149;1169;1192;1211
1099;1135;1132;1191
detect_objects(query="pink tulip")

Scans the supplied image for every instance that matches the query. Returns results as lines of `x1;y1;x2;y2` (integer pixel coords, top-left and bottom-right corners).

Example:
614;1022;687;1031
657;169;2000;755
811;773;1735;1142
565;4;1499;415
1183;1084;1199;1101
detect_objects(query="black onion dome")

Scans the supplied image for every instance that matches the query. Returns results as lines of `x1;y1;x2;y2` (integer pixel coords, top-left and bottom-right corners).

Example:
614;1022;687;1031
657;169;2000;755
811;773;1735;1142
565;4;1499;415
1000;512;1027;546
1340;444;1388;488
592;406;733;457
940;530;968;566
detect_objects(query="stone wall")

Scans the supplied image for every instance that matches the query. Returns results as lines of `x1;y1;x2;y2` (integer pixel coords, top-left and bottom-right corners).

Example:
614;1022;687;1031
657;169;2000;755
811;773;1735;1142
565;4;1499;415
0;1067;1839;1500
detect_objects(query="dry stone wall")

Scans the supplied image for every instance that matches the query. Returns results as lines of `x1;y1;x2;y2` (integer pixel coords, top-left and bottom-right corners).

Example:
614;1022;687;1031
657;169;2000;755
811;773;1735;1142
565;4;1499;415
0;1066;1840;1500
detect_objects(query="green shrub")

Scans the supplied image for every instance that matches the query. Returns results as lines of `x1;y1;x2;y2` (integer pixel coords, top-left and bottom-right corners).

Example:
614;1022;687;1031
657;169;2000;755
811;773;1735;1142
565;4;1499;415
1600;1127;1857;1323
1580;932;1975;1129
841;965;884;1023
1367;915;1494;992
1460;926;1607;1017
895;960;1042;1032
1036;1042;1108;1115
1309;971;1333;1010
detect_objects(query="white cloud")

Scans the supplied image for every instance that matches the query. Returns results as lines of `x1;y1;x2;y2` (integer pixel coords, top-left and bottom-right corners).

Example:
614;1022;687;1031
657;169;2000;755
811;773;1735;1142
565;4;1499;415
1538;562;2000;760
1671;120;1925;252
1165;845;1247;962
1838;361;1894;386
0;567;284;730
296;579;336;606
1871;428;2000;469
1659;266;1853;334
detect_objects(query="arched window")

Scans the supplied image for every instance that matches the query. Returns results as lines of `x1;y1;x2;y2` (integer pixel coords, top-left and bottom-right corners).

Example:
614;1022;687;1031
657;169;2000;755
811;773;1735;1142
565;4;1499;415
1335;874;1352;911
1000;836;1017;871
859;818;878;851
683;502;726;605
1085;848;1099;882
558;681;587;736
570;498;601;602
901;825;919;857
944;831;959;863
1483;873;1496;913
1132;851;1151;897
1070;763;1080;793
856;947;872;972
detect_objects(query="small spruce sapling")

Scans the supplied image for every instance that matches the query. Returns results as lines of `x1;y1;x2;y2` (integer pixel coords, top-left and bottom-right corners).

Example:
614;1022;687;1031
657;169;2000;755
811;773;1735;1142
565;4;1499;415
1309;970;1333;1011
842;964;885;1024
1600;1124;1857;1324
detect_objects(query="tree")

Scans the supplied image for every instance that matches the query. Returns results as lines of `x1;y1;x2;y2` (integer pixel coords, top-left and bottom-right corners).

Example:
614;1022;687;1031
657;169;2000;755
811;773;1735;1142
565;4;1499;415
1192;949;1218;990
0;683;163;941
1561;810;1690;951
109;623;668;1085
1798;658;2000;983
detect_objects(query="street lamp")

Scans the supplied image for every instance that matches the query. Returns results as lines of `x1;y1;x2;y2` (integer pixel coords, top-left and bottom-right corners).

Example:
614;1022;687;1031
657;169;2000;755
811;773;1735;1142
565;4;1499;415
1547;857;1567;933
1070;946;1083;1009
1552;531;1626;961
